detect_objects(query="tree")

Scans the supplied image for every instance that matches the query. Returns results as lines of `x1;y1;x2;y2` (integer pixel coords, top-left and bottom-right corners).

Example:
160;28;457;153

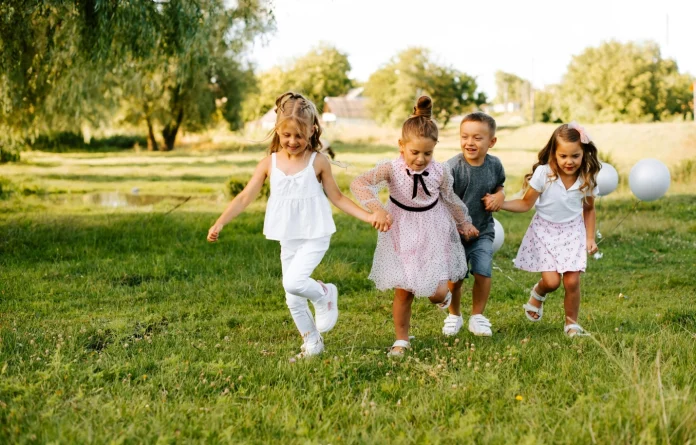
558;40;694;123
242;43;354;123
363;48;485;127
0;0;273;157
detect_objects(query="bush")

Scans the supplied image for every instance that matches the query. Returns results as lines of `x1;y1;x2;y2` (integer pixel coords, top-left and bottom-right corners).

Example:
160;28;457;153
29;132;146;152
226;176;269;199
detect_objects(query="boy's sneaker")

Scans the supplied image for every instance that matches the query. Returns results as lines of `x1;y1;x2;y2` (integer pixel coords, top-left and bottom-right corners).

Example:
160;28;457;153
296;335;324;359
442;314;463;336
468;314;493;337
314;282;338;333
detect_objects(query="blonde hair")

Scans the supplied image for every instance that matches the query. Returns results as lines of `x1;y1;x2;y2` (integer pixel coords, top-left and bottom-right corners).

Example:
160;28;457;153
268;92;323;154
401;96;438;143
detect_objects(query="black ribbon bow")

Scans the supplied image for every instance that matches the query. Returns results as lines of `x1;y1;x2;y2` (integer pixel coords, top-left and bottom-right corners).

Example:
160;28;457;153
407;169;431;199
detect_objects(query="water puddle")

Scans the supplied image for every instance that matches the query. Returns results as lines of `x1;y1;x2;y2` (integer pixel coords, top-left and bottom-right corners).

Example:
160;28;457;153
82;192;171;208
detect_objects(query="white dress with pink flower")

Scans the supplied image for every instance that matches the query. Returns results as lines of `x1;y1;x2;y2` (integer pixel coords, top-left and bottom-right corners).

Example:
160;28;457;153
351;157;472;297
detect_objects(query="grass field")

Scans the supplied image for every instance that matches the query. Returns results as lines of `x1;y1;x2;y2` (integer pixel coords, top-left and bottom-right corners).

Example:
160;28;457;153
1;137;696;443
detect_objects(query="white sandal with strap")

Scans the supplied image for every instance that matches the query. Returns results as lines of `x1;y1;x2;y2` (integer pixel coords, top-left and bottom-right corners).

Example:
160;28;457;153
387;339;411;358
564;323;590;338
523;287;546;322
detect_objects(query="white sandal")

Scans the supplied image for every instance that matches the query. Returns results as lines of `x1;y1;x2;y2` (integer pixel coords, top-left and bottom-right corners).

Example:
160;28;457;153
435;291;452;312
564;323;590;338
523;287;546;322
387;339;411;358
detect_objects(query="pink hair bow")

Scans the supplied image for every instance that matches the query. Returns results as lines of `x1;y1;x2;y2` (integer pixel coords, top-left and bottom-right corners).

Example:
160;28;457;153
568;121;591;144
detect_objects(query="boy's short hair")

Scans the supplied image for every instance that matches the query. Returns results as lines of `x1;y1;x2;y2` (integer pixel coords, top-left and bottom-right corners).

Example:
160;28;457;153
460;112;496;136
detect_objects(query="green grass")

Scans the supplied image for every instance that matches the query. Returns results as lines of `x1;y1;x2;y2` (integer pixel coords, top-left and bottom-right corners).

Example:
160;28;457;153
1;145;696;443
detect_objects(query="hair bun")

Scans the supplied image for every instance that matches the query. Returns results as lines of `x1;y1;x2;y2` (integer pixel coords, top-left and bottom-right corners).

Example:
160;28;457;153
411;95;432;118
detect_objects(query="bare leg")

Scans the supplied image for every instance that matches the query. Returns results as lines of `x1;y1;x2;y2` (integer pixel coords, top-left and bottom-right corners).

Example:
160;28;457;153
525;271;561;320
471;274;491;315
562;272;581;330
447;280;464;316
428;282;450;304
393;288;414;353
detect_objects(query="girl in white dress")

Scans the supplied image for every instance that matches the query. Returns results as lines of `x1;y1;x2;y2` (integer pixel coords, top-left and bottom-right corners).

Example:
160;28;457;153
207;92;388;358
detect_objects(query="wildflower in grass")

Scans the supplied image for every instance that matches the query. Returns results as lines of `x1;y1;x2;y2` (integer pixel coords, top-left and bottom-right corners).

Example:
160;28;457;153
516;395;523;401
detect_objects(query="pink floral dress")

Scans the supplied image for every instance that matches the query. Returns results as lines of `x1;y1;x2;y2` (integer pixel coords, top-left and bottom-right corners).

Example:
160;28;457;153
351;156;473;297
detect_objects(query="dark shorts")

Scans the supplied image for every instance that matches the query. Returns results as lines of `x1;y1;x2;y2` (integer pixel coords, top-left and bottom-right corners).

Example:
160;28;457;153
462;237;494;278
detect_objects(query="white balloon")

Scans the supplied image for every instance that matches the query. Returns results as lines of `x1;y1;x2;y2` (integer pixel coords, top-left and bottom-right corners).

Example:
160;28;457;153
597;162;619;196
629;158;671;201
492;218;504;253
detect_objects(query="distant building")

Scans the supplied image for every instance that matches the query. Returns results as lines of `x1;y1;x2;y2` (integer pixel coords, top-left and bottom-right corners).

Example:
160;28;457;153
322;87;375;126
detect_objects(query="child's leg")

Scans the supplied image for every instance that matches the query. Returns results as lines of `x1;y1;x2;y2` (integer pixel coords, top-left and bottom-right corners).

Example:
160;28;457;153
428;282;450;304
280;237;330;340
525;271;561;319
393;288;414;345
471;274;491;315
447;280;464;316
562;271;581;326
281;237;331;302
464;238;494;315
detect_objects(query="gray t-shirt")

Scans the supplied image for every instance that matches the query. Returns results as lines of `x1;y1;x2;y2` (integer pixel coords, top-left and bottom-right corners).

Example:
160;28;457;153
446;154;506;241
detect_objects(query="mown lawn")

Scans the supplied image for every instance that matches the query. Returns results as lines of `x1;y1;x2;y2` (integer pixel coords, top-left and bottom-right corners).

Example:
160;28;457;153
1;146;695;443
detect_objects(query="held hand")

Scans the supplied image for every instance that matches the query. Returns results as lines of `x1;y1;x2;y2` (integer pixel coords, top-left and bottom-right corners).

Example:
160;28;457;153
370;210;392;232
207;223;224;242
482;193;503;212
457;223;479;241
587;239;598;255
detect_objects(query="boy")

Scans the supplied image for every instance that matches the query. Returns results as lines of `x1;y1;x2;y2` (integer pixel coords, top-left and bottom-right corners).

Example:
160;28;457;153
444;112;505;336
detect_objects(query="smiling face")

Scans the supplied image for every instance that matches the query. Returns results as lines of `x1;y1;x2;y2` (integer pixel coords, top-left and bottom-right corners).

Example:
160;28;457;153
276;119;311;156
460;121;497;166
554;138;584;177
399;136;437;171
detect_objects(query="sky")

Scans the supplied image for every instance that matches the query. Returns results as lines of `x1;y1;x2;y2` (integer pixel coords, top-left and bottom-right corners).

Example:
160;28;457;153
249;0;696;98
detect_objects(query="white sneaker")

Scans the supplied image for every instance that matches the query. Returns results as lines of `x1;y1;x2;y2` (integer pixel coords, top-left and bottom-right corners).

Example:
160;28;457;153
442;314;463;336
468;314;493;337
296;335;324;359
314;282;338;333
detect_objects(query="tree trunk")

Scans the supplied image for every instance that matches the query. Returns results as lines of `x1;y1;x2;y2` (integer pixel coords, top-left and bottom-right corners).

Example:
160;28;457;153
161;108;183;152
145;115;158;151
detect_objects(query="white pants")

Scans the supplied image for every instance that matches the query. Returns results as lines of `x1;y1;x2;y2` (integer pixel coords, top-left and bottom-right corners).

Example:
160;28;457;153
279;236;330;341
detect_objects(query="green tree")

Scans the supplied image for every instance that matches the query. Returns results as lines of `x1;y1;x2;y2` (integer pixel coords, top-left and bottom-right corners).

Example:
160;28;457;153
242;43;354;123
559;40;693;123
363;48;485;127
494;71;531;106
0;0;273;157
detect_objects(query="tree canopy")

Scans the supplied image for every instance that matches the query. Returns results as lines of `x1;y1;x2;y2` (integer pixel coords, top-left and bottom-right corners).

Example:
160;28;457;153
242;43;354;123
0;0;273;156
363;48;485;127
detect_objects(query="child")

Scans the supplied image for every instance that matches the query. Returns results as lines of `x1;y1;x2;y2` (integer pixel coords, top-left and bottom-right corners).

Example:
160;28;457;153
500;122;600;337
350;96;479;357
444;112;506;337
207;92;388;358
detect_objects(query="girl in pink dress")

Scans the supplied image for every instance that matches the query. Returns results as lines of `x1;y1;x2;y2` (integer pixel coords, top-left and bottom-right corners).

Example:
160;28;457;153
351;96;479;356
501;122;601;337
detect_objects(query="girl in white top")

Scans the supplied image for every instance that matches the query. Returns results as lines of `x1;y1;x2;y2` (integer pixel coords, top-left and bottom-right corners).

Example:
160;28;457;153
501;122;601;337
207;92;388;358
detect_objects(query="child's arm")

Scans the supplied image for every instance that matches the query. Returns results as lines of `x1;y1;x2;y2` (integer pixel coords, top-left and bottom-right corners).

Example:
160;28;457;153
317;154;390;232
349;160;394;231
501;187;540;213
583;196;598;254
207;157;270;242
440;169;479;239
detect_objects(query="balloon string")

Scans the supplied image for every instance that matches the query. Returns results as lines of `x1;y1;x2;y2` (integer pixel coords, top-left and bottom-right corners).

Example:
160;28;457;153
597;200;640;245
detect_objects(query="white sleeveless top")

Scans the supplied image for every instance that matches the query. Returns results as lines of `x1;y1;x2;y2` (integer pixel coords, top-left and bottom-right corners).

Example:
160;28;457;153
263;152;336;241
